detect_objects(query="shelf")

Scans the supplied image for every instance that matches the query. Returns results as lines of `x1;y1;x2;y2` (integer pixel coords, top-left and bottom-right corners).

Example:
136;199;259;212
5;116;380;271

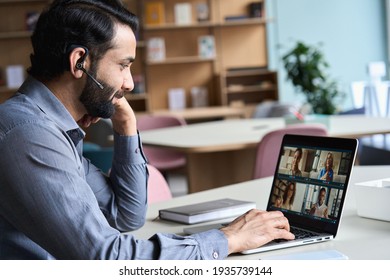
226;84;278;94
143;18;268;31
0;31;32;39
144;21;214;31
220;17;268;27
146;56;215;65
226;68;272;77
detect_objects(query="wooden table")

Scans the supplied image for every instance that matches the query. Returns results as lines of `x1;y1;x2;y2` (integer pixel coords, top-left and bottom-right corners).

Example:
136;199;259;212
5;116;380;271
140;115;390;193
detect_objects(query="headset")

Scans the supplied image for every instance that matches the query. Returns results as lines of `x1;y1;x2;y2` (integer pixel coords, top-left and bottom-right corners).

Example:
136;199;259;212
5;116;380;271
69;44;104;90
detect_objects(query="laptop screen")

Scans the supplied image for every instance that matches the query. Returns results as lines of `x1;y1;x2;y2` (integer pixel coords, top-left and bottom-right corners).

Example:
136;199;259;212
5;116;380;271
266;134;358;236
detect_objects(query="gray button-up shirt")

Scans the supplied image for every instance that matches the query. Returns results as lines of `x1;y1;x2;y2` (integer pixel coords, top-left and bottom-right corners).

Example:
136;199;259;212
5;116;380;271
0;76;228;260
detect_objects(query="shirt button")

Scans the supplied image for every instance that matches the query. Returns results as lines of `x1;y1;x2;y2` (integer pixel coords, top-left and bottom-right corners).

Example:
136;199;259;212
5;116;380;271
135;148;139;153
212;251;219;259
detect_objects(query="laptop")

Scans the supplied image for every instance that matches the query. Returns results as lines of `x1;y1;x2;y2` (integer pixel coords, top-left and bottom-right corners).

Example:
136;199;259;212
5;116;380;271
184;134;359;254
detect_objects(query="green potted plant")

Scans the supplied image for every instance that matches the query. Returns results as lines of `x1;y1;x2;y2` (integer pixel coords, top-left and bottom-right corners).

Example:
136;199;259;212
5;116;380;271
281;41;344;115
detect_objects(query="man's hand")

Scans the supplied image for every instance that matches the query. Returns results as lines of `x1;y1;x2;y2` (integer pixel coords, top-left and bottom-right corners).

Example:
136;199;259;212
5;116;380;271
220;209;295;254
111;96;137;136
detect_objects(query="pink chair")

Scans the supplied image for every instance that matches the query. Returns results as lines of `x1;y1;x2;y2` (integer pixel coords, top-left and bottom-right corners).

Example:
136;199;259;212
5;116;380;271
137;115;187;173
253;124;328;179
147;164;173;203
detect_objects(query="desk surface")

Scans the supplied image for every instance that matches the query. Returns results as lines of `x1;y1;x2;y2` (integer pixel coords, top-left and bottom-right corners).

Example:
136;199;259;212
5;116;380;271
140;115;390;153
131;165;390;260
141;118;285;153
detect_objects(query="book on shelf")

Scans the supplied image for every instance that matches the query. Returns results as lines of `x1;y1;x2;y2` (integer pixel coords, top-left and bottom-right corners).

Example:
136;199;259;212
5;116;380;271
196;3;209;22
168;88;186;110
174;2;192;25
198;35;215;58
159;198;256;224
147;37;166;62
145;2;165;25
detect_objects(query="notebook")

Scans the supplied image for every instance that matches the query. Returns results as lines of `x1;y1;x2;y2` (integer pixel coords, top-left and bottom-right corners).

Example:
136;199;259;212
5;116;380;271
159;198;256;224
184;134;359;254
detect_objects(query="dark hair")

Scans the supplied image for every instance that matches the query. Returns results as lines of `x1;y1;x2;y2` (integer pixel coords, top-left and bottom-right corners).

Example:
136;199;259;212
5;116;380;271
283;181;296;205
28;0;139;81
295;148;303;157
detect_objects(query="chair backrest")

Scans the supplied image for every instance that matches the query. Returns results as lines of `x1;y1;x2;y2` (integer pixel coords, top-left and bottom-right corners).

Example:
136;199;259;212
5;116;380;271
137;115;187;171
253;124;328;179
137;114;187;130
83;147;114;174
147;164;173;203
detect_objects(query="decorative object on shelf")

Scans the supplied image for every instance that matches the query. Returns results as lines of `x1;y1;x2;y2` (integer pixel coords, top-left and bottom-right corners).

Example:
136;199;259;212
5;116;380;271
145;1;165;25
196;3;209;22
174;2;192;25
147;37;166;62
168;88;186;110
248;2;263;18
282;41;345;115
198;35;215;58
190;86;208;107
5;65;24;88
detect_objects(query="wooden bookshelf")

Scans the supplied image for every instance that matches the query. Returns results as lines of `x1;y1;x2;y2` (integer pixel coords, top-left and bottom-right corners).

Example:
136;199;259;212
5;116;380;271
0;0;277;113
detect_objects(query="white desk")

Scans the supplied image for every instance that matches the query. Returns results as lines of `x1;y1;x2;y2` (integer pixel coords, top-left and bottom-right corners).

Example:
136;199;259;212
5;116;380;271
140;115;390;192
131;165;390;260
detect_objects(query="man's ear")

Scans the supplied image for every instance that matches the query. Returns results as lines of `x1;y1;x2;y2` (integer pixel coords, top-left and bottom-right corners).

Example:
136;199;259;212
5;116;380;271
68;46;89;78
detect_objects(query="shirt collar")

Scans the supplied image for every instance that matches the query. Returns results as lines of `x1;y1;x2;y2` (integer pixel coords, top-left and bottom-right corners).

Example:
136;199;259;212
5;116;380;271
18;76;85;139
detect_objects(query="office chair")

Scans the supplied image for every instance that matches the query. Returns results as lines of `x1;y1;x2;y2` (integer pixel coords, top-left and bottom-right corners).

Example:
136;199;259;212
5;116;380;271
253;124;328;179
83;144;114;174
137;115;187;173
147;164;173;203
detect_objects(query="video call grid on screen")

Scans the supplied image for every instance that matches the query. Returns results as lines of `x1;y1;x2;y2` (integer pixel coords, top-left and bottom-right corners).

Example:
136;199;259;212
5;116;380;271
269;144;354;225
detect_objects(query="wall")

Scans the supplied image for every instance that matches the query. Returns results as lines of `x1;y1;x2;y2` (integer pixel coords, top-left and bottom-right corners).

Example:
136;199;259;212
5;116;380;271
266;0;387;111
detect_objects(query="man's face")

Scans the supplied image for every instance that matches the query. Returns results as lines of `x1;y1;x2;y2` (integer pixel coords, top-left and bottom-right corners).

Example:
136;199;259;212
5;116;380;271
79;24;136;119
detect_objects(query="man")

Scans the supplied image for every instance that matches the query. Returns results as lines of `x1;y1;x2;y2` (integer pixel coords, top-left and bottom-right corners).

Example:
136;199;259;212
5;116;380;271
288;148;303;177
0;0;294;260
310;188;329;219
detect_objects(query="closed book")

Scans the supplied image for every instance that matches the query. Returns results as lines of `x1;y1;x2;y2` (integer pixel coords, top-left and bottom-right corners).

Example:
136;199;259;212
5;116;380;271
174;3;192;25
145;2;165;25
159;198;256;224
147;37;166;61
198;35;215;58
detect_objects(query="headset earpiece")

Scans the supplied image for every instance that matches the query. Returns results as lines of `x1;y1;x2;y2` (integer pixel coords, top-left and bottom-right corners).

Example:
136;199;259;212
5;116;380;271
75;51;88;71
75;61;84;70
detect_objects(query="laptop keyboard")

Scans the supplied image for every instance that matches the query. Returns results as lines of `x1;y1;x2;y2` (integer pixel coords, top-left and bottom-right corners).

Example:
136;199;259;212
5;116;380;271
274;226;318;243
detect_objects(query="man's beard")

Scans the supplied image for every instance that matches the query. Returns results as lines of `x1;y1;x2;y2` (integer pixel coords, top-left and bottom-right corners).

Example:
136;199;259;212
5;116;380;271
79;72;117;119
